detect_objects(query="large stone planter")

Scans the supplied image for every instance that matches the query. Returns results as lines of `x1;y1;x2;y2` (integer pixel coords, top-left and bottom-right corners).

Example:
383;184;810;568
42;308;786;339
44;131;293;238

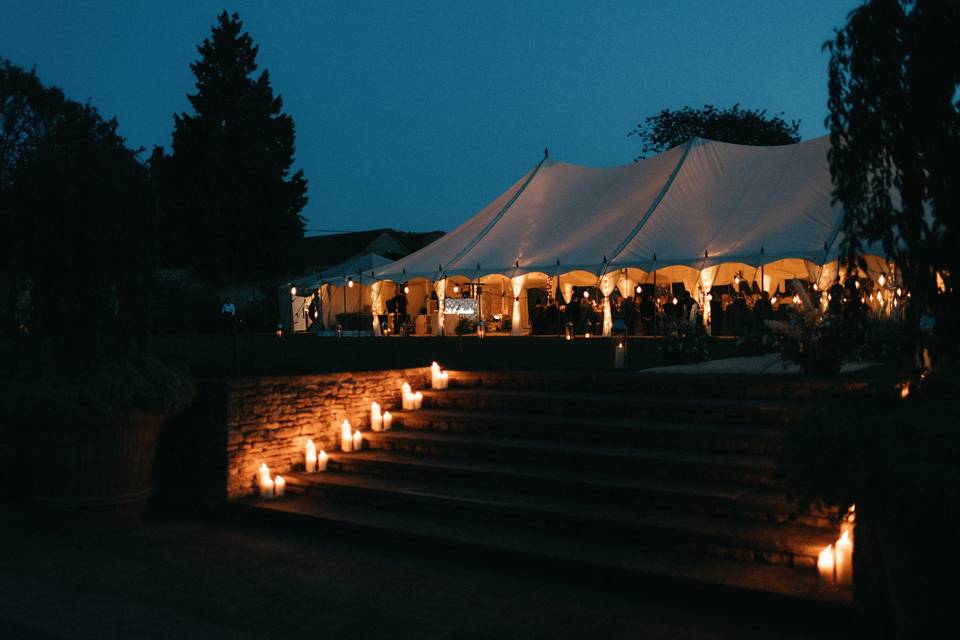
26;411;165;527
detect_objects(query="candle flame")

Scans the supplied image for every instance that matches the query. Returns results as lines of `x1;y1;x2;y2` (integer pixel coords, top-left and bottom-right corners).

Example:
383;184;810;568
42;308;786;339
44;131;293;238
900;382;910;399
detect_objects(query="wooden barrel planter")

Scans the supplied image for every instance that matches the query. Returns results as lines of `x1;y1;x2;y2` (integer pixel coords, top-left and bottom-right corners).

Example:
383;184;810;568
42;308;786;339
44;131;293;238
26;411;165;527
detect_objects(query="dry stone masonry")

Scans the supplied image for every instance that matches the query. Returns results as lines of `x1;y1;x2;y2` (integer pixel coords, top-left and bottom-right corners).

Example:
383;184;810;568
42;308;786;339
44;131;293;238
226;367;429;498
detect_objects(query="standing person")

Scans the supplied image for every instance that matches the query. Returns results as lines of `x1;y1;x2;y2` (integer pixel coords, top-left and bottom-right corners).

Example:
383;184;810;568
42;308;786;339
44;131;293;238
220;299;236;333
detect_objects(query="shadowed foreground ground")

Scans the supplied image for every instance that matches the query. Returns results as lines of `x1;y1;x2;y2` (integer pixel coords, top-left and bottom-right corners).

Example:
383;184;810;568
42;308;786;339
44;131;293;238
0;506;848;639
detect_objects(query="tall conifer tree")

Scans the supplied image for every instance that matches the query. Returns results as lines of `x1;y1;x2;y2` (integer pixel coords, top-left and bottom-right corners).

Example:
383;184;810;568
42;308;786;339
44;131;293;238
160;11;307;282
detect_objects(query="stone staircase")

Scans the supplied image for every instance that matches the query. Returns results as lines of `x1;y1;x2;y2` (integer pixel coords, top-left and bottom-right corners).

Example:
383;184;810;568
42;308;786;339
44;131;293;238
245;370;862;608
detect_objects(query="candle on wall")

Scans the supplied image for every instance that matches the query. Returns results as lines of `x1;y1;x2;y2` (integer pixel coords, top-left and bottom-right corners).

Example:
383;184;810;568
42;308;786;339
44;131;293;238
352;430;362;452
835;530;854;586
317;450;328;471
371;401;383;431
341;419;353;452
817;545;835;583
305;439;317;472
382;411;393;430
273;475;286;497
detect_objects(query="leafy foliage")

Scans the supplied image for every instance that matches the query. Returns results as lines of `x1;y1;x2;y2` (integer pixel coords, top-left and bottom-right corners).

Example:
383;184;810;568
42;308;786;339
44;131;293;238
0;355;196;426
661;318;709;363
155;11;307;283
0;58;154;367
629;104;800;160
826;0;960;363
779;366;960;636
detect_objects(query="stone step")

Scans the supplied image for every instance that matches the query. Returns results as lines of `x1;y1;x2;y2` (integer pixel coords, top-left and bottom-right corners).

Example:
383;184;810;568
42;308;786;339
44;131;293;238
322;450;829;528
419;388;800;425
359;429;778;487
283;470;833;566
445;369;869;400
394;408;782;455
240;496;851;608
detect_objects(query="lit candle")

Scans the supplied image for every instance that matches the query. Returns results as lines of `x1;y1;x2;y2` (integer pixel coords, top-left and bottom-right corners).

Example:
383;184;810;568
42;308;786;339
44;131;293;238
305;439;317;472
835;530;854;586
401;382;413;409
371;401;383;431
817;545;835;583
413;391;423;410
614;342;625;369
440;370;449;389
317;450;328;471
274;475;286;497
353;430;362;452
258;463;274;499
341;419;353;452
431;362;441;389
382;411;392;430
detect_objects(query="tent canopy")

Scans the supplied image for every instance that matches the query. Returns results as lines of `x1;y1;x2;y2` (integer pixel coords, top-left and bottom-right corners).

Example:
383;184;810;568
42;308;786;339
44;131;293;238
373;136;887;286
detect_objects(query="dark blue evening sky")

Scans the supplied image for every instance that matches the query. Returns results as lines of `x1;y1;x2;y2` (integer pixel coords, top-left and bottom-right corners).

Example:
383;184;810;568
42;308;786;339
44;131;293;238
1;1;858;234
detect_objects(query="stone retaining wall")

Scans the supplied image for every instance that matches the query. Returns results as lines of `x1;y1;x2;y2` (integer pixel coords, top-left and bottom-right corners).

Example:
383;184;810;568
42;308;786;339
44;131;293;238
226;367;429;498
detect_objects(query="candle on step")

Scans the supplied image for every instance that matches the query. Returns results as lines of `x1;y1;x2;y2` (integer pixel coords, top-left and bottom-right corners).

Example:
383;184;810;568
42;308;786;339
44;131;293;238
614;342;625;369
317;449;328;471
817;545;835;583
341;419;353;452
401;382;413;409
273;475;285;497
413;391;423;410
431;362;441;389
835;530;854;586
371;401;383;431
353;430;362;452
440;371;449;389
382;411;392;430
305;438;317;472
258;463;274;499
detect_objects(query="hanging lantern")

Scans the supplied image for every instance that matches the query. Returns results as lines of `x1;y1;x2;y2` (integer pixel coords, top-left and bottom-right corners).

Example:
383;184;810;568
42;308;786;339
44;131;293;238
565;321;574;341
453;284;460;294
583;290;590;300
290;286;297;296
403;284;410;294
347;277;354;288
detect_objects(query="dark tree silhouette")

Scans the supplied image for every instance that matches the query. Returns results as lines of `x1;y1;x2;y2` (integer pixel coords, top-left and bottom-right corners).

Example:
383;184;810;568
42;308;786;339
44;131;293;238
0;59;154;367
826;0;959;360
157;11;307;283
629;104;800;160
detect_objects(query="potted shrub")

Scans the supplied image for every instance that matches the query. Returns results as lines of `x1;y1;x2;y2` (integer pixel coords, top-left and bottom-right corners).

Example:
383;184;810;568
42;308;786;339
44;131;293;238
0;61;196;524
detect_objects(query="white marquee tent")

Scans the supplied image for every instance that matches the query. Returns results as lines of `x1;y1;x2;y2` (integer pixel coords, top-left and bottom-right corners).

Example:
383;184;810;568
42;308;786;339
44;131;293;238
372;136;891;336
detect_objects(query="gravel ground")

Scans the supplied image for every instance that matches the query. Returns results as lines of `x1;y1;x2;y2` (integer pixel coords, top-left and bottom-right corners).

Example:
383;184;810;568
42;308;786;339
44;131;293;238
0;505;849;639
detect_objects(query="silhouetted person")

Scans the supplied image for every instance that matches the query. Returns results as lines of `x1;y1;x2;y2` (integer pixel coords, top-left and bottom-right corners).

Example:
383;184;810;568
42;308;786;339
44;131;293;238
826;279;843;317
639;294;657;335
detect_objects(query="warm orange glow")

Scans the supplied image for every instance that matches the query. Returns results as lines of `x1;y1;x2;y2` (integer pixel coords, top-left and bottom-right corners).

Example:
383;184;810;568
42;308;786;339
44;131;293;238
900;382;911;399
317;449;328;471
817;545;835;583
341;419;353;452
382;411;392;430
273;475;286;497
305;438;317;472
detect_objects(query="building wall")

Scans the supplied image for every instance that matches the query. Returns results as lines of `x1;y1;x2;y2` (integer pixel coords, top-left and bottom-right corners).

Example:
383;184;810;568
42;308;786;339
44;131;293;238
225;367;429;498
